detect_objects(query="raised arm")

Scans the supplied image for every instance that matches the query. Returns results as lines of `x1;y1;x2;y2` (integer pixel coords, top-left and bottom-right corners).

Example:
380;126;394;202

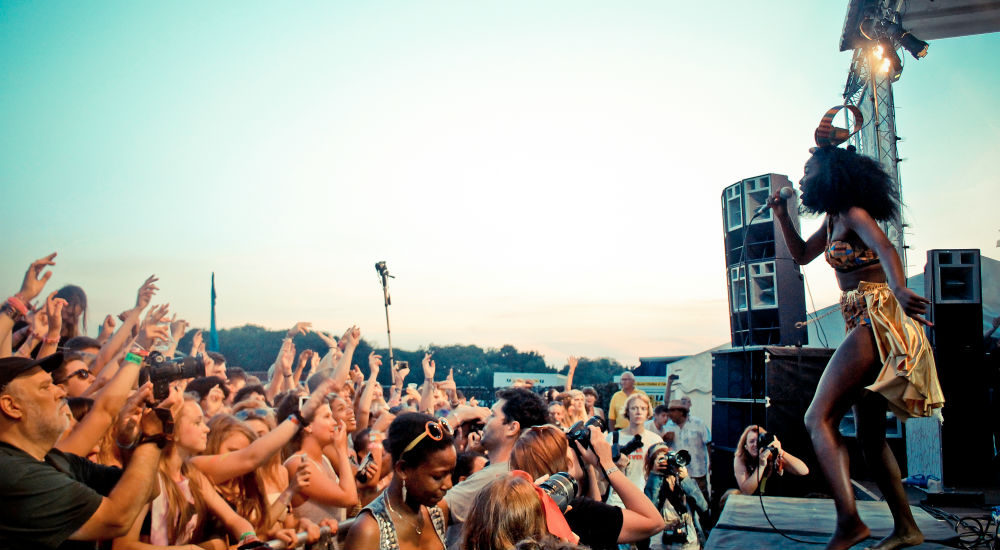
70;407;171;540
419;352;436;414
1;253;56;356
771;191;826;266
266;338;296;403
577;427;665;542
565;356;578;391
288;421;359;508
355;352;382;431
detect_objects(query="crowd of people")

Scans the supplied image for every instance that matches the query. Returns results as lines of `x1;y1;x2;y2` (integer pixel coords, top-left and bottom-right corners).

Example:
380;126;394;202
2;252;804;550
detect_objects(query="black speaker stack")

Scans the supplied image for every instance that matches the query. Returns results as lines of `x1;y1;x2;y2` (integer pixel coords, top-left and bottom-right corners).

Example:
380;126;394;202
721;174;808;347
924;249;992;485
710;346;830;500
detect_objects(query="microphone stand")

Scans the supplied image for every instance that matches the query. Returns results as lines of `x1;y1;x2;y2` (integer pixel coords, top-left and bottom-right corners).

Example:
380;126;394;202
375;262;395;369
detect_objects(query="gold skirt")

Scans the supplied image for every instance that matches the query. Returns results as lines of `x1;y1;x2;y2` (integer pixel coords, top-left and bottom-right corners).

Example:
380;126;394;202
840;281;945;419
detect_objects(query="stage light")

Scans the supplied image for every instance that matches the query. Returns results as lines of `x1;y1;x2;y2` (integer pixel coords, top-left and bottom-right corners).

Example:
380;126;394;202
872;39;903;82
887;22;929;59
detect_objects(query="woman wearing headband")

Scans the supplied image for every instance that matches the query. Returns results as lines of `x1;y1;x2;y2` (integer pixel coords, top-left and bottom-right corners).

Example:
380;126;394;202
345;412;456;550
770;106;944;550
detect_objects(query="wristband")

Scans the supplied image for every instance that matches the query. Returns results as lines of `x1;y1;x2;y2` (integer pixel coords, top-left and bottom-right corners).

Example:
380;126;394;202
289;412;311;428
605;466;621;476
43;336;59;345
0;303;20;320
6;296;29;316
136;432;170;449
125;352;144;365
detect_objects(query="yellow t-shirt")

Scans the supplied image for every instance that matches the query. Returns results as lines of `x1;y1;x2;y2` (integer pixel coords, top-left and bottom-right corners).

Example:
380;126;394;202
608;389;647;430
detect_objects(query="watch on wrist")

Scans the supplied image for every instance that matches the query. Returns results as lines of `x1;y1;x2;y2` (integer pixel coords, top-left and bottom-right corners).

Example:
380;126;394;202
137;432;170;449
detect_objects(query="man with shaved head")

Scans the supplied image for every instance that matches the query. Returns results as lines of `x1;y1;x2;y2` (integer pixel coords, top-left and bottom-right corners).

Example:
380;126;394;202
608;371;646;430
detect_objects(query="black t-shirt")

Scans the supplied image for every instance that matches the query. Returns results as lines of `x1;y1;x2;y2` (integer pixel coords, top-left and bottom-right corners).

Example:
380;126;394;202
564;496;624;550
0;441;123;550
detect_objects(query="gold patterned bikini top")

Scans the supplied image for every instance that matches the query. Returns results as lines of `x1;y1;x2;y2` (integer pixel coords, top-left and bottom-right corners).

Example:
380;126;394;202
825;217;880;273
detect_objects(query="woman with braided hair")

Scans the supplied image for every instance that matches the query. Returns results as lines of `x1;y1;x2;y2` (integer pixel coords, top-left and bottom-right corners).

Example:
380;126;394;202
771;106;944;550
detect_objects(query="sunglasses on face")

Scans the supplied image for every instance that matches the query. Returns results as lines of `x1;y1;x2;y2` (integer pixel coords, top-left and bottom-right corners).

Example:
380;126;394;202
55;369;91;385
401;418;452;457
234;408;272;421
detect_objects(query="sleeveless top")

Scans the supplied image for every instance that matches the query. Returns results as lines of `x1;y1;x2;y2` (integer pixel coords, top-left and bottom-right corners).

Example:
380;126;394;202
361;490;447;550
150;476;198;545
286;454;347;524
825;217;879;272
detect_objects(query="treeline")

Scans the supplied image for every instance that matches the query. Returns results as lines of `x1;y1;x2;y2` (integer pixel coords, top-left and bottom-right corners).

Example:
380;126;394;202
177;324;629;388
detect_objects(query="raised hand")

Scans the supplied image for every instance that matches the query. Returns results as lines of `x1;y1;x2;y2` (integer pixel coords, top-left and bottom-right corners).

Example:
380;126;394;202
169;315;189;341
349;364;364;387
99;315;117;339
44;293;68;336
393;362;410;386
30;308;49;337
286;322;312;339
568;356;579;371
343;325;361;348
18;252;56;302
190;330;203;355
135;275;159;311
421;352;436;381
368;352;382;377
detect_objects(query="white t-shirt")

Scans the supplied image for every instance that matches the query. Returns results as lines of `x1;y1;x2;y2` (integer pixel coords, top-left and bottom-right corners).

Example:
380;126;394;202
663;415;712;478
606;428;663;508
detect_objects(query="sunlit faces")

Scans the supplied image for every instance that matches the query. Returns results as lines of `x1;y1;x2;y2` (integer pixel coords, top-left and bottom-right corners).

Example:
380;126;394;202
401;446;456;507
330;396;357;432
176;401;210;454
219;431;252;454
627;399;650;426
305;403;337;444
481;399;510;450
547;403;565;426
569;393;585;415
620;372;636;391
745;430;760;457
58;359;93;398
799;156;820;199
244;418;270;438
201;385;226;417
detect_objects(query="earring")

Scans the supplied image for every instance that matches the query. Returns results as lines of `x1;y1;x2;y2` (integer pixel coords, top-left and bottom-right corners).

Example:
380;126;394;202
402;478;408;502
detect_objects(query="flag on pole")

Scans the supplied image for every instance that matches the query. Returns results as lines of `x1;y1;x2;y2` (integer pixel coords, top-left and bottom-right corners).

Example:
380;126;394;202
209;272;220;352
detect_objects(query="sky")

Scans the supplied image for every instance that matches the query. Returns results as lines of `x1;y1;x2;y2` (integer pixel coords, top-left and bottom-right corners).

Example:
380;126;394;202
2;2;998;368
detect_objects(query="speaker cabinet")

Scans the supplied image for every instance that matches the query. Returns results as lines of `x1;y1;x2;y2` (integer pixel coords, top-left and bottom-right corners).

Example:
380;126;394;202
721;174;808;347
924;249;990;485
710;346;830;499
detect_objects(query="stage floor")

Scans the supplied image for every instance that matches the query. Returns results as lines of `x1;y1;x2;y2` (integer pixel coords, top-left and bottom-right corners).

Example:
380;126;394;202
706;495;956;549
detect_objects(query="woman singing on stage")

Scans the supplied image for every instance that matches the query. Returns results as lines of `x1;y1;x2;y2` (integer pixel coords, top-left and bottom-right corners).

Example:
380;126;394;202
770;106;944;550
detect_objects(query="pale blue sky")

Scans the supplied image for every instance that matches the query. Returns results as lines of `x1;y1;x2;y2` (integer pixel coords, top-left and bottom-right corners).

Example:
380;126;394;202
2;2;997;366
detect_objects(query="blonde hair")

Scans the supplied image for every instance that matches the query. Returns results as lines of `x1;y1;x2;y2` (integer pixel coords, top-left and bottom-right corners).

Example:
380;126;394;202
735;424;764;474
158;395;209;544
463;473;547;550
510;425;568;479
564;389;588;426
623;392;652;421
204;415;270;529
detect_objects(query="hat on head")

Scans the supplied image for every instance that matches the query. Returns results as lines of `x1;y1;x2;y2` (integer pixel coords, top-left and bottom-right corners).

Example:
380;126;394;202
814;105;863;149
667;399;689;412
0;353;63;391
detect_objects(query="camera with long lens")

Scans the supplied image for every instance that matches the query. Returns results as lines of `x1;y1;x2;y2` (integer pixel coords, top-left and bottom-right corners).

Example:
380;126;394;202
566;415;606;450
612;433;644;462
537;471;578;513
140;351;206;401
655;449;691;475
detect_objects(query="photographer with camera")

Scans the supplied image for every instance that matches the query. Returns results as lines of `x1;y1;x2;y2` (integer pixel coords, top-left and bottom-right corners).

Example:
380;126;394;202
510;423;664;550
644;443;709;550
727;425;809;500
0;353;174;549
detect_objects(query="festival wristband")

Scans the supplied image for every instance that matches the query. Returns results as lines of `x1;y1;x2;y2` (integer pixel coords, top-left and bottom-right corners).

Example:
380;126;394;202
124;352;144;365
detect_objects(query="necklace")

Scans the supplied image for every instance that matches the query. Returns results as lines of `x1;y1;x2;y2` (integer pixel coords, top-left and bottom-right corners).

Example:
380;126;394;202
385;494;423;536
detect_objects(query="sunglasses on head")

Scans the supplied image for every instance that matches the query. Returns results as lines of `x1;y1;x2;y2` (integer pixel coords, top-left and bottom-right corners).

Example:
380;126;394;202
402;418;452;457
55;368;91;385
234;408;272;421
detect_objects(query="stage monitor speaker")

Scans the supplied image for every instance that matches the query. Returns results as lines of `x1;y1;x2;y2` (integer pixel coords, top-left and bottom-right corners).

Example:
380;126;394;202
923;249;990;486
721;174;807;347
710;346;830;500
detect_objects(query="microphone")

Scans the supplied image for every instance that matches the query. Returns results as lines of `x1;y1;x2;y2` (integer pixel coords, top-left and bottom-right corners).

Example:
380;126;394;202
754;186;796;215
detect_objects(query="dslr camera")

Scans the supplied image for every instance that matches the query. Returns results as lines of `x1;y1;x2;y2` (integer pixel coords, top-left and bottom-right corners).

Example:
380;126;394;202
758;431;779;458
655;449;691;475
537;472;578;513
139;351;206;401
566;415;606;450
612;433;644;462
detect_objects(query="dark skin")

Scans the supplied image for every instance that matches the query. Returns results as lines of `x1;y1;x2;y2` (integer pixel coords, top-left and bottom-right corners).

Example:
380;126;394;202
345;446;456;550
770;154;929;550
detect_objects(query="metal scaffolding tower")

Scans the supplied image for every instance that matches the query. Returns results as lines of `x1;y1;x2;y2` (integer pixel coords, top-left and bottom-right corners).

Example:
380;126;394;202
843;47;908;275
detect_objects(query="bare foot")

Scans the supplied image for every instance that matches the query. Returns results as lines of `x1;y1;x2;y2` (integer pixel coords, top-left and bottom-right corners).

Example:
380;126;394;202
826;518;871;550
868;528;924;550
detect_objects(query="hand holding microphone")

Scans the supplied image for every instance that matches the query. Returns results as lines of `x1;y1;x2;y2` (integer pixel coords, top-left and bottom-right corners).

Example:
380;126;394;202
755;186;796;217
